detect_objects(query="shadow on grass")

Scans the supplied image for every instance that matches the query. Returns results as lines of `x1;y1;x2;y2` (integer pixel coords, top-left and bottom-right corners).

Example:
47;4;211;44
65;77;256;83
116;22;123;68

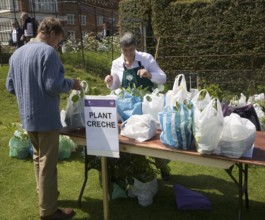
58;197;104;220
61;173;265;220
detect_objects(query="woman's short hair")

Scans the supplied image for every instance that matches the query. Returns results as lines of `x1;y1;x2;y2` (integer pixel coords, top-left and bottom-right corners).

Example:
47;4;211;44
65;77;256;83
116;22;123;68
38;17;65;37
12;20;19;26
119;32;136;48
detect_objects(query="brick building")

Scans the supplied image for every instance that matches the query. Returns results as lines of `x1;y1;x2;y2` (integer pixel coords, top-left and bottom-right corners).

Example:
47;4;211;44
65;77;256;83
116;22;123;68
0;0;120;44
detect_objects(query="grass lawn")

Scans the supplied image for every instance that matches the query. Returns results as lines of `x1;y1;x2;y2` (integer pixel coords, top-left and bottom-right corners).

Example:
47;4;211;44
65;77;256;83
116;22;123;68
1;64;265;220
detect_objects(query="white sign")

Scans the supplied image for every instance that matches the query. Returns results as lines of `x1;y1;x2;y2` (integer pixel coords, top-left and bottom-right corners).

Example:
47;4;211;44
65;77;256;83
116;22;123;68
84;96;119;158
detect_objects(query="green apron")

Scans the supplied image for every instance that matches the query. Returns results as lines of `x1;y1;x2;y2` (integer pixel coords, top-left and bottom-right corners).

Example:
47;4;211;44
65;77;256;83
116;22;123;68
121;61;154;91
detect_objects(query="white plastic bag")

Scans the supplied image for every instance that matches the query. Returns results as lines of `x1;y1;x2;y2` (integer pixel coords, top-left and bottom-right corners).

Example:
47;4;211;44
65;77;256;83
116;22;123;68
165;74;190;107
60;110;67;127
65;81;88;128
194;98;224;154
247;93;265;103
142;88;164;124
229;93;247;107
191;89;211;112
253;103;265;130
218;113;256;158
128;178;158;207
120;114;157;142
190;88;199;100
253;103;265;119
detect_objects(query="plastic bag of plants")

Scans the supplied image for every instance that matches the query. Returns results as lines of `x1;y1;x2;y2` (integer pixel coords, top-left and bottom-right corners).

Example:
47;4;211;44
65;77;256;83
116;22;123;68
9;130;31;159
58;135;77;160
128;177;158;207
159;100;194;150
65;81;88;128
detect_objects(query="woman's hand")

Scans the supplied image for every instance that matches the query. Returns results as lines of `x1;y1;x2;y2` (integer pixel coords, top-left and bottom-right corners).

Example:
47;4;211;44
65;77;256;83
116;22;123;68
104;75;113;87
137;68;152;79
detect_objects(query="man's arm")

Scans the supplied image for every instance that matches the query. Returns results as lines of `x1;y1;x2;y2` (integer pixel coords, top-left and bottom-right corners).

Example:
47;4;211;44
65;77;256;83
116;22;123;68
42;51;77;95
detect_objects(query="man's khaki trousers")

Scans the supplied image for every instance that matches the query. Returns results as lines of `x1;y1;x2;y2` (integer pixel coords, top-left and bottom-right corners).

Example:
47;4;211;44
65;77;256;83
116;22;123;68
28;129;60;217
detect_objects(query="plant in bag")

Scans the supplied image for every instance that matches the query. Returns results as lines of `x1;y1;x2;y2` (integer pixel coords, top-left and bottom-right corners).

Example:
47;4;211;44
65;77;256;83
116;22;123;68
229;93;247;107
218;113;256;158
165;74;191;107
87;152;169;205
142;88;164;124
159;99;194;150
64;80;101;128
5;123;31;159
194;98;224;155
115;84;150;121
191;89;211;112
58;135;77;160
120;114;157;142
260;116;265;131
115;83;151;100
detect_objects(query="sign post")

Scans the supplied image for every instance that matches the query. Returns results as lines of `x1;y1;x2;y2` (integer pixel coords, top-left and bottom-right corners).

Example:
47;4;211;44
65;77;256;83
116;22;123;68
84;95;119;220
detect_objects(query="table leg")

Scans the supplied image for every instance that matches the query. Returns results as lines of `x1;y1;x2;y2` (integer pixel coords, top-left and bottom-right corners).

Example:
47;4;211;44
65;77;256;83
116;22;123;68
78;146;89;207
101;157;110;220
244;164;249;209
238;163;243;220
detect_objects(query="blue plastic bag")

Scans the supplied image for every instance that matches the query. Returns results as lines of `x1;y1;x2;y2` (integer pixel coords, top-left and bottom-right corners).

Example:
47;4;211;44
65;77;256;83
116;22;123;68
117;92;142;121
158;101;194;150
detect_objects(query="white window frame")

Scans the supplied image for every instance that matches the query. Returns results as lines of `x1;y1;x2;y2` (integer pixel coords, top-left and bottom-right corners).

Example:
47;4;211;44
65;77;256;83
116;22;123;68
0;0;19;10
0;20;12;43
80;15;86;26
67;14;75;25
33;0;57;13
96;16;103;26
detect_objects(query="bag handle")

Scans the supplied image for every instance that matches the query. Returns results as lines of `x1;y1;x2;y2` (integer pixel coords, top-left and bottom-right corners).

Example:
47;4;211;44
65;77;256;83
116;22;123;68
152;88;160;96
80;80;88;93
191;89;211;102
172;74;187;92
211;98;223;116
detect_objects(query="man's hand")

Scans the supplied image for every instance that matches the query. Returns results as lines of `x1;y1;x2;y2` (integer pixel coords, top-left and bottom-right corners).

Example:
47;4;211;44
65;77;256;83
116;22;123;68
137;69;152;79
72;79;81;90
104;75;113;87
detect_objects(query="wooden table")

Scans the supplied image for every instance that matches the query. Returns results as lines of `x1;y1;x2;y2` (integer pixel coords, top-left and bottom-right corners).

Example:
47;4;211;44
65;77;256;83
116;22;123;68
60;127;265;220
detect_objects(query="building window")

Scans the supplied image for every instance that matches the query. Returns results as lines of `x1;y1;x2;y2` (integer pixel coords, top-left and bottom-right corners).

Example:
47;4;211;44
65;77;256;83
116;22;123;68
68;31;75;39
80;15;86;26
33;0;57;13
81;31;87;38
67;14;75;25
0;0;18;10
0;20;12;43
96;16;103;26
108;17;116;25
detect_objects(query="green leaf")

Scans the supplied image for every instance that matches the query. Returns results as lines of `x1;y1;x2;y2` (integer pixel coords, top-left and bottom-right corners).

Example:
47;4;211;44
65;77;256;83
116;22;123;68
71;94;79;103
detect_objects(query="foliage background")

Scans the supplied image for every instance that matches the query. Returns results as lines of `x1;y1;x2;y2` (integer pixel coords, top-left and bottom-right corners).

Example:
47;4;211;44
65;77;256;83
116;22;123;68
119;0;265;95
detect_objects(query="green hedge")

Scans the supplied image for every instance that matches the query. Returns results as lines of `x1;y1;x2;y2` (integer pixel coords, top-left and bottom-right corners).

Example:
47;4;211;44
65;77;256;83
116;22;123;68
119;0;265;95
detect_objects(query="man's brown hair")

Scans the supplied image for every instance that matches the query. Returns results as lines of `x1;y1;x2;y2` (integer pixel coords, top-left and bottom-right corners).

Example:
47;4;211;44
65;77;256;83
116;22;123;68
38;17;65;38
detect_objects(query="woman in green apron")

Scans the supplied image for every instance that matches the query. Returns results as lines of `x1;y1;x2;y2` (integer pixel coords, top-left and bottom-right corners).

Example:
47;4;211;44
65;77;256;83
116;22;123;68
122;61;154;91
104;32;166;91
